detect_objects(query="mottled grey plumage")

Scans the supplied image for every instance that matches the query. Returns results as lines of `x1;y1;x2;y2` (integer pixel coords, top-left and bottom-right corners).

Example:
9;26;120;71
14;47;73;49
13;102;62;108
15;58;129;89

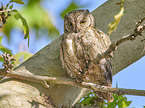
60;10;112;101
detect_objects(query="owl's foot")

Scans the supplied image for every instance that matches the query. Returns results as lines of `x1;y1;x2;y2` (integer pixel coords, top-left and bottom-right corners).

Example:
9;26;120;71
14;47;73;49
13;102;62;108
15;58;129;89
75;75;83;84
74;72;84;85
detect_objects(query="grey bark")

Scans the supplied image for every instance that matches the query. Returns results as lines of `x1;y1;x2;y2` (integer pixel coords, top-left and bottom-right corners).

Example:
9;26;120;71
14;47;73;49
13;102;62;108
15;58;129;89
0;0;144;107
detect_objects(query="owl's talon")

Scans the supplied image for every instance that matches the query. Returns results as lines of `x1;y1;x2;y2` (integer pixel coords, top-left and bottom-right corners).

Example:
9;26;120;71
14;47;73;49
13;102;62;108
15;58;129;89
74;78;83;84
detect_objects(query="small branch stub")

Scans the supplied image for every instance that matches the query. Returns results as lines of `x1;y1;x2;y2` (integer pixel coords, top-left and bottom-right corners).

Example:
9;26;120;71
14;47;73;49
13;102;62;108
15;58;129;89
2;52;16;73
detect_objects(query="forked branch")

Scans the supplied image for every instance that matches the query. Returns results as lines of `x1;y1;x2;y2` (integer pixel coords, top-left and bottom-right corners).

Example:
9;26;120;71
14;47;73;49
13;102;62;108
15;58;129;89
0;69;145;96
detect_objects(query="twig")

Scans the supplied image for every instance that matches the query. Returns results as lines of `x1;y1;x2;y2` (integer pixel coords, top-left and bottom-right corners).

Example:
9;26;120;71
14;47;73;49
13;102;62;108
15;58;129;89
0;9;11;13
0;69;145;96
93;17;145;64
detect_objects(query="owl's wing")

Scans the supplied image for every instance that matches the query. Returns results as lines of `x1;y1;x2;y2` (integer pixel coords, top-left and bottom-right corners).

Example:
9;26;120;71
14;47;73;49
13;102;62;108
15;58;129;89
92;28;113;101
60;34;81;78
94;28;111;49
100;58;112;86
92;58;112;101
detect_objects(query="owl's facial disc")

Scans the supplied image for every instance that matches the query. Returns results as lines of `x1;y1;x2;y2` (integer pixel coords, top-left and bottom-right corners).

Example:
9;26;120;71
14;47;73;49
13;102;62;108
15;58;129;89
64;10;94;33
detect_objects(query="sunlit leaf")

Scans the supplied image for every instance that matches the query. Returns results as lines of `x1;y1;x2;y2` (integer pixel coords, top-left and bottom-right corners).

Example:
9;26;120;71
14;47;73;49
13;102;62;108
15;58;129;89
3;1;59;41
13;51;32;66
61;2;79;18
9;4;13;9
104;93;132;108
122;100;132;107
10;0;25;5
17;2;59;37
108;7;124;36
80;95;94;106
0;55;3;62
108;0;125;36
0;36;3;44
121;0;125;2
0;76;4;80
0;45;12;55
12;9;30;45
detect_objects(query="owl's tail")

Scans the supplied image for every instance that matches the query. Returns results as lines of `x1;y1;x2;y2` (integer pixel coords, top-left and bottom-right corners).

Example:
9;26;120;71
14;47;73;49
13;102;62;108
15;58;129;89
95;91;113;103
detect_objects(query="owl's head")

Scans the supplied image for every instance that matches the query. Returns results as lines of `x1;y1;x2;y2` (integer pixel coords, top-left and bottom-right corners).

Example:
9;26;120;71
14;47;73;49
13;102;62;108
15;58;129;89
64;9;94;33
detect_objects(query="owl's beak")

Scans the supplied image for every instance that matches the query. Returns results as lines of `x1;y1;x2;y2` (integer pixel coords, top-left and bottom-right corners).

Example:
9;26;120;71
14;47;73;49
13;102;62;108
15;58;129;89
73;25;79;33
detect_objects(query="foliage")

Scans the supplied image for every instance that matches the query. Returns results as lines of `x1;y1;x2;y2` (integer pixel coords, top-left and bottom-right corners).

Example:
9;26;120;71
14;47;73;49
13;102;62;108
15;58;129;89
10;0;25;5
0;36;12;62
61;1;85;19
19;0;59;38
105;94;132;108
12;9;30;45
0;0;30;63
1;0;29;43
79;91;132;108
13;51;32;66
108;0;125;36
0;0;60;64
61;2;80;19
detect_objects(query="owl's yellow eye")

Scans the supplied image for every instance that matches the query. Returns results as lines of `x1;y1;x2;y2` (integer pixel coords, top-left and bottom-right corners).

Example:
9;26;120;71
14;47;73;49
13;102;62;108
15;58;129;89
80;20;86;24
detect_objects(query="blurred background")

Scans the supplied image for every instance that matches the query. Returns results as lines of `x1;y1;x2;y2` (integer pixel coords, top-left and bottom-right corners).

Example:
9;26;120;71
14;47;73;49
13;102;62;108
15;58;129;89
0;0;145;107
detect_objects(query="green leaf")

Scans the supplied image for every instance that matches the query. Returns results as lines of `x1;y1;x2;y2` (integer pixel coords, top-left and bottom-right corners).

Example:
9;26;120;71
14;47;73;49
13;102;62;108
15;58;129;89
122;100;132;107
107;94;132;108
12;9;30;46
0;76;4;80
10;0;25;5
9;4;13;9
4;1;60;41
0;55;4;62
81;96;93;106
0;36;3;44
0;45;12;55
80;92;94;106
108;7;124;36
108;0;125;36
61;2;79;18
121;0;125;2
13;52;32;66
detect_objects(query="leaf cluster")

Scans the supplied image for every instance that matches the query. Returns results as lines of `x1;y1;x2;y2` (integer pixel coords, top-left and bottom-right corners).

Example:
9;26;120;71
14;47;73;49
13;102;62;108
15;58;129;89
79;92;132;108
0;0;83;66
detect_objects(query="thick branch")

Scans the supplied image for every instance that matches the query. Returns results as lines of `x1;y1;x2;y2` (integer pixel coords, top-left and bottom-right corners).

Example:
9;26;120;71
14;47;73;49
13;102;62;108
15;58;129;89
0;69;145;96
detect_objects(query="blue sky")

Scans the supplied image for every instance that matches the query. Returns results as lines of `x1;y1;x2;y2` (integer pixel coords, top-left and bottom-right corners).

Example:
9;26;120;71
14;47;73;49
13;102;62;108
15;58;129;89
1;0;145;107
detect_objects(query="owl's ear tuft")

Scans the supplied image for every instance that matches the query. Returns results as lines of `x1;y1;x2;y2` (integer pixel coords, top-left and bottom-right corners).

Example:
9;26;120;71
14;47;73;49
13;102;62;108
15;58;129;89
64;14;69;19
85;9;90;14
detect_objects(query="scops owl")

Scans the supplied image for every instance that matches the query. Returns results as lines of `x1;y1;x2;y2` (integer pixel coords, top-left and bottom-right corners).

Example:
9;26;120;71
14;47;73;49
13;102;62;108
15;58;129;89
60;10;112;101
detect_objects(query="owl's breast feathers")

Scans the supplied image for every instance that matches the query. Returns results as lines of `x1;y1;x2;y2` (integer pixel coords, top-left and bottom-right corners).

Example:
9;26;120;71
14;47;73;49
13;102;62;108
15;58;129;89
60;27;112;100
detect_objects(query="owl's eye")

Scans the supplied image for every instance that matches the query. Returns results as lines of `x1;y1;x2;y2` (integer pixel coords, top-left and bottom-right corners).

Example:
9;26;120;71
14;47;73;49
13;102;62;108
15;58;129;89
69;22;73;26
80;20;86;24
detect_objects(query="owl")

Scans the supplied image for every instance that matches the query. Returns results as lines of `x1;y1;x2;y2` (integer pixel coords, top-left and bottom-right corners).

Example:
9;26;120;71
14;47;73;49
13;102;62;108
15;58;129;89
60;9;112;101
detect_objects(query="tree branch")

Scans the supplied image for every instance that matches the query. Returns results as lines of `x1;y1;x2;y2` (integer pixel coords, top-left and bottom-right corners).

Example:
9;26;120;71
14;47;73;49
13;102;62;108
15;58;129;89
0;9;11;13
93;16;145;64
0;69;145;97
